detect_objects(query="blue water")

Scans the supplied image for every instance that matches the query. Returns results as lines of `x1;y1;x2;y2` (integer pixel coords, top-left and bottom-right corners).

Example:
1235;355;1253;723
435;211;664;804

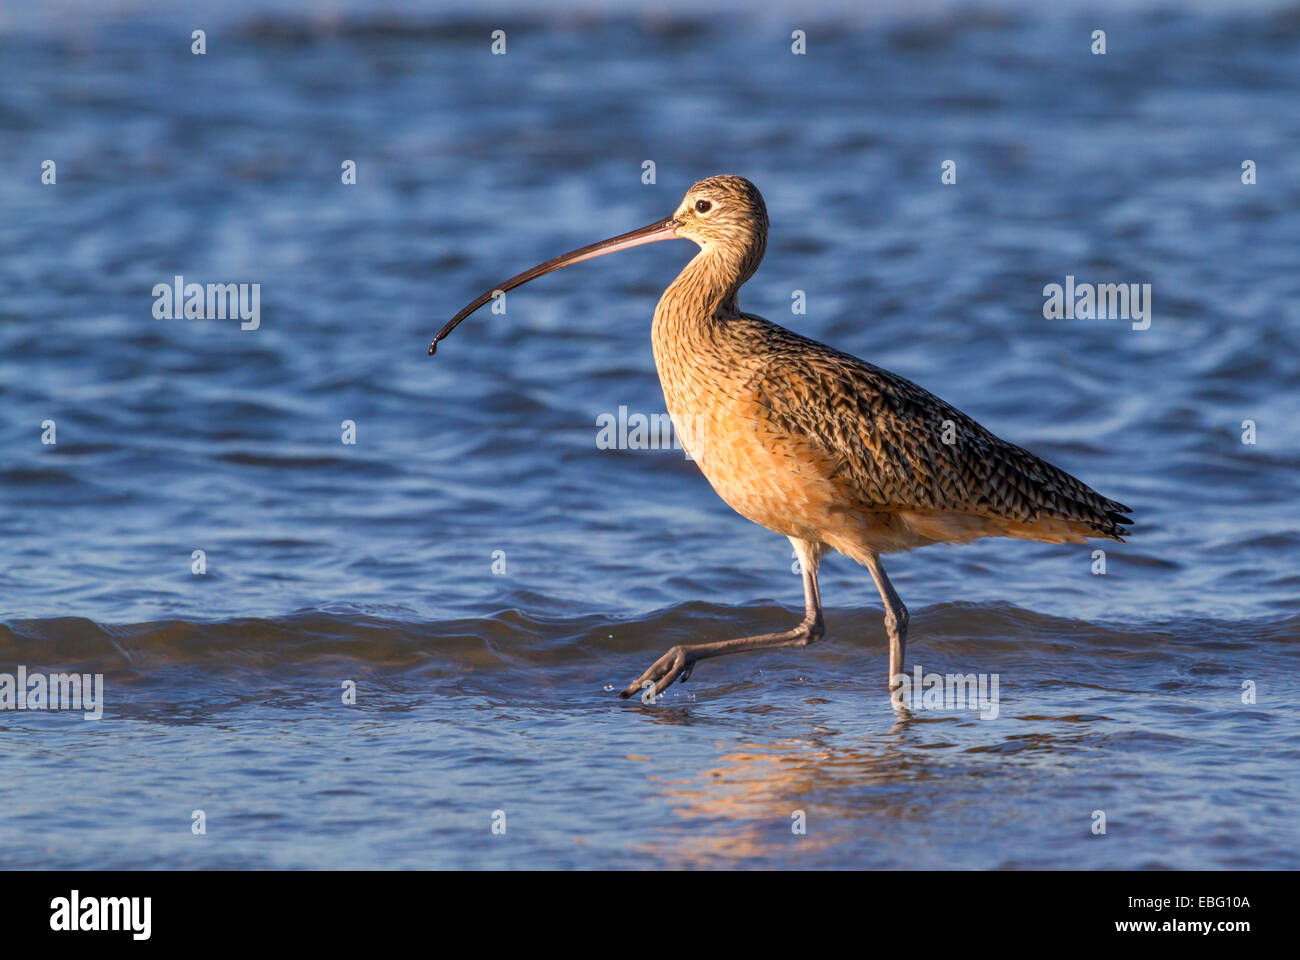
1;1;1298;869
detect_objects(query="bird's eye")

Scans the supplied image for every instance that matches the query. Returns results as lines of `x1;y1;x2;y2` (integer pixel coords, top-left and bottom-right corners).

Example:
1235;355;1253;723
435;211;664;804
694;200;712;213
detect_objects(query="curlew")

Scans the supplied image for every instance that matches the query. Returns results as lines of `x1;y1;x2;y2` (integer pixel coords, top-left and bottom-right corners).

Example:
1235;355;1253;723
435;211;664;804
431;175;1132;705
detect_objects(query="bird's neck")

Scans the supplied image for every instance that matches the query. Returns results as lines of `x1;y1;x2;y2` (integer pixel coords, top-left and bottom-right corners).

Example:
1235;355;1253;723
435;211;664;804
649;244;760;437
652;245;748;348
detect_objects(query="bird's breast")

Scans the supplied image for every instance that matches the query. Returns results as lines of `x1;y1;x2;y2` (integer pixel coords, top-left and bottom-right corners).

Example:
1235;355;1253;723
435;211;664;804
651;330;847;542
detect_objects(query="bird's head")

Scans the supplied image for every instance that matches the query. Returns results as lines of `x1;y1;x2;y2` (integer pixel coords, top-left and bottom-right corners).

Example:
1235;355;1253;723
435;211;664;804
429;174;768;354
670;175;769;254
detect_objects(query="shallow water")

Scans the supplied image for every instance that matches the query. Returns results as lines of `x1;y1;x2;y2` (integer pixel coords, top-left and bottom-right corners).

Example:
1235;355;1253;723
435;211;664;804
1;1;1298;869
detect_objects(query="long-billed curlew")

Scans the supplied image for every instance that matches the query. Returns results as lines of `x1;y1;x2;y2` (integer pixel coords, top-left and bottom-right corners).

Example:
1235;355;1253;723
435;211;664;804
431;175;1132;704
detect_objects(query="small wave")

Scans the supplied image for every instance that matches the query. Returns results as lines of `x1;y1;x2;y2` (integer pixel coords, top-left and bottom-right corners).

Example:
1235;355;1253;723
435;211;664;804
2;603;1294;678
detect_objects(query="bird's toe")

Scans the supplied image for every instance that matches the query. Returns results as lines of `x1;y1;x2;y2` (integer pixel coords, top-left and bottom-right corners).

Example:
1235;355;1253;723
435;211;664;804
618;646;691;702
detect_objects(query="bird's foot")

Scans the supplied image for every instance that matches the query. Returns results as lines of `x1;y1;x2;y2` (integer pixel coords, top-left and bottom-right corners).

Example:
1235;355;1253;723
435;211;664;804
618;645;695;703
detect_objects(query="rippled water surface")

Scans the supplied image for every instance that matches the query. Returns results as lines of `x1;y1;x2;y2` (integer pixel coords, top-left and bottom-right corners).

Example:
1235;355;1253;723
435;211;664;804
2;1;1298;869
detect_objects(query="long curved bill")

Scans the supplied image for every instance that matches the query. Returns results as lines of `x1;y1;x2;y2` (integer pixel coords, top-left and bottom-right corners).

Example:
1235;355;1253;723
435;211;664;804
429;216;681;355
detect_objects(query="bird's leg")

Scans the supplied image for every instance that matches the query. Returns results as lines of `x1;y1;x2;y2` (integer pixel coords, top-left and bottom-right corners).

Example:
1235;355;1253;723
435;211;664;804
619;538;825;701
865;552;909;708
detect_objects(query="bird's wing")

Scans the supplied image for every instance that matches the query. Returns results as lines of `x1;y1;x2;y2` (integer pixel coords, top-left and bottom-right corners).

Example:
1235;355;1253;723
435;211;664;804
737;316;1133;539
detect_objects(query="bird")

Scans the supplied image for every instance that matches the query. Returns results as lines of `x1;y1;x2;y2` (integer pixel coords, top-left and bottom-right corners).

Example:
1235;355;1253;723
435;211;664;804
430;175;1132;706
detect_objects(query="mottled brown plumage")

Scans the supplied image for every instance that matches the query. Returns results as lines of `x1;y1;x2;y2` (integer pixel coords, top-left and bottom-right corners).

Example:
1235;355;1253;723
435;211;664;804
435;174;1132;706
665;310;1133;549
